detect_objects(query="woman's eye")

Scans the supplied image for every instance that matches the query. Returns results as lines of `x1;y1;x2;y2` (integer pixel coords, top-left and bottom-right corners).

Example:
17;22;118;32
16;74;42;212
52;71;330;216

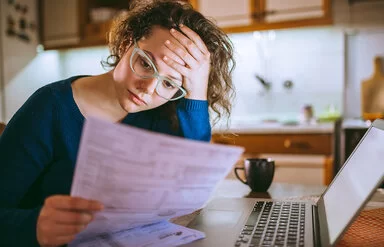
139;57;152;71
163;80;176;89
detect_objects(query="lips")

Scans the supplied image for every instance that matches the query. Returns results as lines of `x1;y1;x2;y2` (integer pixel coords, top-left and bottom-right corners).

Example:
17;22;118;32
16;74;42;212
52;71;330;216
127;90;147;105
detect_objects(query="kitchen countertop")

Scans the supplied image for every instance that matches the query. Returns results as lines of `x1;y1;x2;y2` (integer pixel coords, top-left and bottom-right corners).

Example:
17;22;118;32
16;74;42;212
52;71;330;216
342;118;371;129
212;122;334;134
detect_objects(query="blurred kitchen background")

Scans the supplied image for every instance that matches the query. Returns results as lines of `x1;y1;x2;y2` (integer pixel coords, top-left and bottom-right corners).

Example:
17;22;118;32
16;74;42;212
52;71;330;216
1;0;384;185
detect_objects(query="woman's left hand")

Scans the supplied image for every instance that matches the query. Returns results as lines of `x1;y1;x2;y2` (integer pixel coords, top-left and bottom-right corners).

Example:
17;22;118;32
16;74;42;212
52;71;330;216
163;24;210;100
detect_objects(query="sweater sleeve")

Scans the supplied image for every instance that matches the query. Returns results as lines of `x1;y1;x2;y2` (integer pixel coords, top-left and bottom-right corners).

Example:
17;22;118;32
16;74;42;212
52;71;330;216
0;86;56;247
176;98;211;142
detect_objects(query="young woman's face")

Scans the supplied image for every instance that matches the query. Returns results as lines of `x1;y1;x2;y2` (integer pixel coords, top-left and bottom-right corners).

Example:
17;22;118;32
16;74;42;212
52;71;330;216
113;26;184;113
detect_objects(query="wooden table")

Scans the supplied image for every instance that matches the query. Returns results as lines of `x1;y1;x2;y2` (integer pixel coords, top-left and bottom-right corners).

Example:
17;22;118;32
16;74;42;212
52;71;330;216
171;179;384;247
212;179;325;200
171;179;326;226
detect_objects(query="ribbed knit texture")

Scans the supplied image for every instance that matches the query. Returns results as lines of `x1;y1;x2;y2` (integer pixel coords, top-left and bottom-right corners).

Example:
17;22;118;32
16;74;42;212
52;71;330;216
0;76;211;246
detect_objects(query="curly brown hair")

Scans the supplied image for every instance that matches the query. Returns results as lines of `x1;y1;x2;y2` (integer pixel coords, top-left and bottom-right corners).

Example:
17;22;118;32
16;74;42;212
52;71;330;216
102;0;235;128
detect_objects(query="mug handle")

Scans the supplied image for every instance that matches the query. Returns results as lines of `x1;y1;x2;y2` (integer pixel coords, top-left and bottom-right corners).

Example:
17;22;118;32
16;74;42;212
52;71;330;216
234;167;248;185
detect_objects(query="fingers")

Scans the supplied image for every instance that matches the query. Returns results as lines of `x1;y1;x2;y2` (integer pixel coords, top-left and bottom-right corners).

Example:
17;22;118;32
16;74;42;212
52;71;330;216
169;29;202;64
162;42;186;66
47;209;94;224
179;24;209;55
163;55;190;76
164;25;210;76
37;213;87;247
164;38;198;68
39;219;87;236
45;195;104;211
54;223;87;236
38;209;92;246
38;195;103;246
169;25;210;61
39;234;76;247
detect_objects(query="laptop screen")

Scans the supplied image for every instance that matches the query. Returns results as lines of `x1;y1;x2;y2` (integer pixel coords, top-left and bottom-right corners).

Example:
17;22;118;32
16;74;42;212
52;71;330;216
322;126;384;244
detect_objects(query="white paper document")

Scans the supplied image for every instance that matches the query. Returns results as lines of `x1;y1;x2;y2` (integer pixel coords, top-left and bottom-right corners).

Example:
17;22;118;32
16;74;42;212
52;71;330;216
69;221;205;247
70;117;244;246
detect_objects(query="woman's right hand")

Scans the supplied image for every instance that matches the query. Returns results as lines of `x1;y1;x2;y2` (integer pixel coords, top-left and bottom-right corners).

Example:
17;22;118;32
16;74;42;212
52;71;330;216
37;195;104;247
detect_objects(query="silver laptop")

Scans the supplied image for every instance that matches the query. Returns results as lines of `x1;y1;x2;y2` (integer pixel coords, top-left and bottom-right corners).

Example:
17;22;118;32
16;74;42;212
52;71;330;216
185;119;384;247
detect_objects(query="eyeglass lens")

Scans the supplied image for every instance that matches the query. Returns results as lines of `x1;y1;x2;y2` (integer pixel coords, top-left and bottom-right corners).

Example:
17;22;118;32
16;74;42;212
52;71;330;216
131;51;184;100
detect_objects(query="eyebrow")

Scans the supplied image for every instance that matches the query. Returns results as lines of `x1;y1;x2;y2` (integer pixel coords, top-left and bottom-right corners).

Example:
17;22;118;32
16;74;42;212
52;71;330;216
142;49;183;82
142;49;158;66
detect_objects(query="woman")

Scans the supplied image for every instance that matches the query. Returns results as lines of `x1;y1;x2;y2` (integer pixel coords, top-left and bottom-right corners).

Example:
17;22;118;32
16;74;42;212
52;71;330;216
0;1;235;246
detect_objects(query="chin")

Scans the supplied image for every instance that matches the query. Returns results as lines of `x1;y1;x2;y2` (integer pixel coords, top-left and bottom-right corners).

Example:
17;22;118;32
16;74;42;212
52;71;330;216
123;103;144;113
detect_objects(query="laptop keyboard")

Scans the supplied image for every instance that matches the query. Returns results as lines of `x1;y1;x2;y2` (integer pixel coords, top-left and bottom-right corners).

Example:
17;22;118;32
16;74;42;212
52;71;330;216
234;201;306;247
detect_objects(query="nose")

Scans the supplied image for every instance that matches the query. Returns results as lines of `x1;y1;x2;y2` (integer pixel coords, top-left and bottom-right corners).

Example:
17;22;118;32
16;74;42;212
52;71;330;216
137;77;158;95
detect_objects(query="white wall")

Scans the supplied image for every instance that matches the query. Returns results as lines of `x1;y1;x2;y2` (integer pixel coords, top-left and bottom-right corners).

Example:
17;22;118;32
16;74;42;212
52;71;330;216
225;0;384;123
2;47;109;122
4;51;63;121
60;47;110;76
1;0;39;122
228;27;344;123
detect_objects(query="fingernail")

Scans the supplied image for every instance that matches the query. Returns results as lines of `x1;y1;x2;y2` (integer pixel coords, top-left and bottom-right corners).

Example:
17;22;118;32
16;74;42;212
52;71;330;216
165;40;171;45
163;56;168;61
83;213;93;222
179;24;184;27
170;28;175;33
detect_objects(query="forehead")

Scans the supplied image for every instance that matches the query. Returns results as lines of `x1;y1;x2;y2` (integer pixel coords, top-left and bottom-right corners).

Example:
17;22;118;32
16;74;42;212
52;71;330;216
138;26;173;51
134;26;182;81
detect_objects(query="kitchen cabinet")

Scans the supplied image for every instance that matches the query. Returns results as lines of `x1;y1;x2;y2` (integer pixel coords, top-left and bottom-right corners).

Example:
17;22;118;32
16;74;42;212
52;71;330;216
39;0;332;50
263;0;325;23
190;0;254;28
212;132;334;185
80;0;130;47
40;0;193;50
39;0;123;50
39;0;82;49
192;0;332;33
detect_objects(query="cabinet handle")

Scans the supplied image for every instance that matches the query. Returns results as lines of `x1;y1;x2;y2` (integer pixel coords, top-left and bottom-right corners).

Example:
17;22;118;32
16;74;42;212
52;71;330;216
284;139;291;148
284;139;311;149
214;140;232;145
251;10;276;19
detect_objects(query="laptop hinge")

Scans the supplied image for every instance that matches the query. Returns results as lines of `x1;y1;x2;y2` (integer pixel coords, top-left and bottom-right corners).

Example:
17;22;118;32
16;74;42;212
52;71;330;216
312;205;321;247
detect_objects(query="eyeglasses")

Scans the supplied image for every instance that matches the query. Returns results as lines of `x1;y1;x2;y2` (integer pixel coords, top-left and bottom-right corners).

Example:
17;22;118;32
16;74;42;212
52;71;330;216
129;41;187;101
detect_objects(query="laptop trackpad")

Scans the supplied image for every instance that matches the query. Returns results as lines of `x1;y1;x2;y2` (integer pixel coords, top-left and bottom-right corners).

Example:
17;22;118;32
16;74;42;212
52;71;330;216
199;210;242;228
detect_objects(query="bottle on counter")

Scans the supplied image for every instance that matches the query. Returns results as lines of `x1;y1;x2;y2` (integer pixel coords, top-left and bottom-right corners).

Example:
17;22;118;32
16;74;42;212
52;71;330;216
299;104;316;124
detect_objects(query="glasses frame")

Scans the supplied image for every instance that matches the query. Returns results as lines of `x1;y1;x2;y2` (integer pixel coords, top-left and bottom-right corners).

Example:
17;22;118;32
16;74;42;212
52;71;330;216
129;40;187;101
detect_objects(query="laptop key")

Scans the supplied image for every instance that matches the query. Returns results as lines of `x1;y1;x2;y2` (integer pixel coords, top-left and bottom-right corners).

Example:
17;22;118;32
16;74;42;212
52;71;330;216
234;201;306;247
244;205;263;226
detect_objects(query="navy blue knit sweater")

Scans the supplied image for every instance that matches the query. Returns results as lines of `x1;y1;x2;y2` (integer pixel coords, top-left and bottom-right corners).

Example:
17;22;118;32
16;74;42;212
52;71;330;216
0;76;211;246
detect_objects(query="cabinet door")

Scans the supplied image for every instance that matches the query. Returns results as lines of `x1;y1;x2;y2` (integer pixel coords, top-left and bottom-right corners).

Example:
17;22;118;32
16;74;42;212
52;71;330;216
264;0;324;22
40;0;80;48
196;0;252;28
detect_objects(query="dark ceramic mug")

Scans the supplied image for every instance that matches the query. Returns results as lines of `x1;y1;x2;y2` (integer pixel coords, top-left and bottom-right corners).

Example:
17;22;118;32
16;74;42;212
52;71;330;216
234;158;275;192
